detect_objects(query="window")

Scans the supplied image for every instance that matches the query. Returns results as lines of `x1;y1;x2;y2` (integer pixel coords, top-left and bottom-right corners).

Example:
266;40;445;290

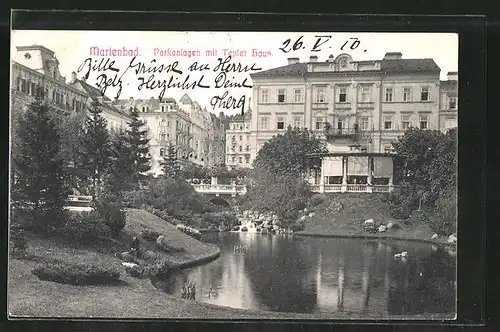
360;117;369;130
246;145;250;151
385;88;393;102
161;106;165;112
159;132;166;142
277;116;285;130
338;87;347;102
383;115;393;130
239;157;243;164
419;115;429;129
260;89;269;103
361;86;371;102
384;144;392;153
278;89;286;103
231;145;235;152
293;116;302;128
316;88;326;103
294;89;302;103
245;156;250;164
401;115;412;130
421;87;430;101
260;117;269;130
315;117;324;130
159;148;165;157
239;146;242;152
403;87;412;102
231;156;235;163
449;97;457;109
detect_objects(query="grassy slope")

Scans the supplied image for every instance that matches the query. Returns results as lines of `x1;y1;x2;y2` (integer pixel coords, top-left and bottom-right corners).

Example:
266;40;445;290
298;194;441;242
9;208;229;319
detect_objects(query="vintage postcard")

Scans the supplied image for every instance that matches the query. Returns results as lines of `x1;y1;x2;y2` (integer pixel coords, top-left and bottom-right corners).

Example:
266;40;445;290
9;29;458;320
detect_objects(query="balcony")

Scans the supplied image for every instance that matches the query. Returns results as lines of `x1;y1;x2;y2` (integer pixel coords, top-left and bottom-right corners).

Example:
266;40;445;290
325;127;361;140
312;102;329;110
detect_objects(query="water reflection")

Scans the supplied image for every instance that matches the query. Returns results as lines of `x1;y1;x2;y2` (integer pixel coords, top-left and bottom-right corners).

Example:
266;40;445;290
154;233;456;317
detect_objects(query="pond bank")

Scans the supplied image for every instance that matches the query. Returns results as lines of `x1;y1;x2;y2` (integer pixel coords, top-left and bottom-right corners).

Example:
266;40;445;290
296;230;456;248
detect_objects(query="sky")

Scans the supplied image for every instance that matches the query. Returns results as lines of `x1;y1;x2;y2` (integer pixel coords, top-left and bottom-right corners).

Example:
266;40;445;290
11;31;458;115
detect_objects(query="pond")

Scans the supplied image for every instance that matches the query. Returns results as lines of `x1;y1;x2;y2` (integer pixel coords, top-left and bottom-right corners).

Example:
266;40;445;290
153;233;456;318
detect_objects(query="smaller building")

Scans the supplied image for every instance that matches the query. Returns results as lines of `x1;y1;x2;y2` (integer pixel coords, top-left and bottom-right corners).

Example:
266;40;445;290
225;110;252;170
307;152;398;193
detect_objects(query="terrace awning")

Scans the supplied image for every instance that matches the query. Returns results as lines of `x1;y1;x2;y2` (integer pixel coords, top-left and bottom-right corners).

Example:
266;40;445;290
323;156;343;176
347;156;369;175
373;156;393;177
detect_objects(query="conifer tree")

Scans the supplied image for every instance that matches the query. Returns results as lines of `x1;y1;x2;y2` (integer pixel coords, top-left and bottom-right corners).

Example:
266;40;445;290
80;102;112;200
126;108;151;186
106;129;136;195
11;97;68;227
161;142;181;178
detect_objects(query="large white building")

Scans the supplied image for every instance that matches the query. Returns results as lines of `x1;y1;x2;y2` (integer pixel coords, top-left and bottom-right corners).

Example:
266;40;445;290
248;52;458;193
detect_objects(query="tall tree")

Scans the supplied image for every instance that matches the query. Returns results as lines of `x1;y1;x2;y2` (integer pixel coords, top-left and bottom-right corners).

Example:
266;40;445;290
11;97;68;228
106;129;136;196
80;102;112;200
126;108;151;186
252;126;327;178
161;142;181;178
392;127;457;207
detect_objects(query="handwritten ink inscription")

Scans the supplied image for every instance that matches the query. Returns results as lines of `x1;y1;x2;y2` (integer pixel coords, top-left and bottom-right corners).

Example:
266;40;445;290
77;55;262;113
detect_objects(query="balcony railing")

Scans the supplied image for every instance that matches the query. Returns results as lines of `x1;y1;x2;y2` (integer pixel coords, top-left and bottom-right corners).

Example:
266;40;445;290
312;184;394;193
325;128;360;140
192;184;247;195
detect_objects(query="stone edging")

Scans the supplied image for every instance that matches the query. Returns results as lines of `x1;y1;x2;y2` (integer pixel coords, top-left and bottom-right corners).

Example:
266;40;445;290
296;232;457;248
170;245;221;271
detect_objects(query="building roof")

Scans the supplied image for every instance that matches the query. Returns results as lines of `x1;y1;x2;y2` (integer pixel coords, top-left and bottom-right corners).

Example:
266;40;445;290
440;80;458;89
380;58;440;74
250;63;308;78
114;97;161;113
251;58;440;79
77;79;130;116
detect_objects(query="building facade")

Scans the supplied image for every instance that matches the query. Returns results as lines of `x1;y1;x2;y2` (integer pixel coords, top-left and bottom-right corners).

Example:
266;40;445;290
11;45;227;180
11;45;132;134
249;52;458;164
115;94;226;176
225;111;252;170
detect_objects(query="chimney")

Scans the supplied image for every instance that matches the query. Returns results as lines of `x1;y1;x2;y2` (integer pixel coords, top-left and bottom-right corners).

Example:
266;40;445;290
309;55;318;63
447;71;458;81
287;57;300;65
384;52;403;60
70;71;77;84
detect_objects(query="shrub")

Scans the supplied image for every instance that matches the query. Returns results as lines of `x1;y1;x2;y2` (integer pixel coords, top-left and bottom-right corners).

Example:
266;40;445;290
156;236;186;253
32;262;121;285
54;211;112;245
200;212;238;229
122;189;148;208
141;229;161;242
96;199;126;236
425;184;457;235
308;194;326;208
10;223;27;255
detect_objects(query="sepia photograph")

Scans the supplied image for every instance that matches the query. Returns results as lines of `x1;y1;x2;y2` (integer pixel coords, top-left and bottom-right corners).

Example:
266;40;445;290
9;29;458;320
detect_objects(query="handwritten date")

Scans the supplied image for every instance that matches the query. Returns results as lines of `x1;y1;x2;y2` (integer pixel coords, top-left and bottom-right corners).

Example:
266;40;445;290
279;36;363;53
